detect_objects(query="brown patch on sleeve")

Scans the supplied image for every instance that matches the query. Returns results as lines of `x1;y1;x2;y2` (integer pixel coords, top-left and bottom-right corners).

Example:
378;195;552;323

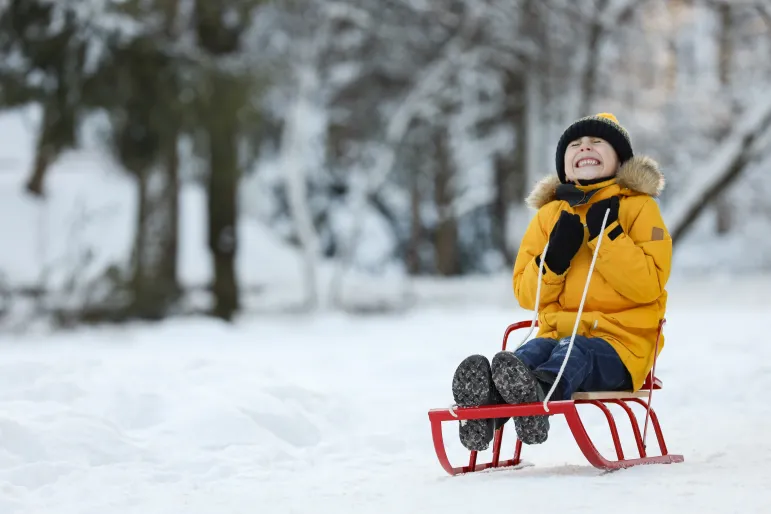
651;227;665;241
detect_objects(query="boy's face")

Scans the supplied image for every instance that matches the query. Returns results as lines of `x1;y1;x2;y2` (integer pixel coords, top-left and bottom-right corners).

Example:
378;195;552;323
563;136;619;183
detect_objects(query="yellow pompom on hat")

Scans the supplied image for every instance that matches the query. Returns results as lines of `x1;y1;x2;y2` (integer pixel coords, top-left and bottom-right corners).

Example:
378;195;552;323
555;112;633;183
595;112;620;124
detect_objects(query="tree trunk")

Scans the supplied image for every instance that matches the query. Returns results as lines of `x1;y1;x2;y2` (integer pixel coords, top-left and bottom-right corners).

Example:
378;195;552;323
491;67;525;262
129;153;180;320
407;166;422;275
492;152;514;262
25;100;72;197
193;1;249;320
433;129;458;276
524;71;543;192
26;124;56;197
132;168;148;304
281;67;321;310
161;130;180;293
715;2;734;235
577;0;609;116
206;71;240;321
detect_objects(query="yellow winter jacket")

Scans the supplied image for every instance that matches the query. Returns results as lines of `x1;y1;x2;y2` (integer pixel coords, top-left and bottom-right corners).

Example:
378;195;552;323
513;156;671;392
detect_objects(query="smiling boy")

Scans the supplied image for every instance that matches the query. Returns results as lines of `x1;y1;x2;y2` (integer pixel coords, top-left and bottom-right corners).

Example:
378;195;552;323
451;113;672;452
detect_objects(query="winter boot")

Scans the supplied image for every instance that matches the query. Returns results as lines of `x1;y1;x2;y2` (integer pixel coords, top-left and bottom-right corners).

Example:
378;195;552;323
451;354;508;451
490;351;550;445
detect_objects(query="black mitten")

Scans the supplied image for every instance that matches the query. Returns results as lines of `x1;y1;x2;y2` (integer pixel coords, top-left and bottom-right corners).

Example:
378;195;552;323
586;197;620;240
543;210;584;275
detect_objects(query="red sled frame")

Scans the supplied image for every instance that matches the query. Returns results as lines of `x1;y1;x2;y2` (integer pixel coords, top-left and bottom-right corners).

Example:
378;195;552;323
427;320;684;475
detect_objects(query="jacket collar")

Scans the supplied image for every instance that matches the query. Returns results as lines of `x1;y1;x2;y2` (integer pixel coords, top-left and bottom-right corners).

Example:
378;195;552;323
555;178;617;206
525;155;665;210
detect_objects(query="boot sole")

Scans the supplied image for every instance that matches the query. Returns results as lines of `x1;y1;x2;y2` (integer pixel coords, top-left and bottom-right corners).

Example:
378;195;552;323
452;355;495;451
491;351;549;445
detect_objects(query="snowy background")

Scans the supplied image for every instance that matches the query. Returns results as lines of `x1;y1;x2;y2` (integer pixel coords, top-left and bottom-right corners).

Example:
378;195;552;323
1;1;771;512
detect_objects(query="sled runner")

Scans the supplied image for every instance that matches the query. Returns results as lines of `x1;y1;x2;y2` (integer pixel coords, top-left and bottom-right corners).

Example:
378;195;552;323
427;319;684;476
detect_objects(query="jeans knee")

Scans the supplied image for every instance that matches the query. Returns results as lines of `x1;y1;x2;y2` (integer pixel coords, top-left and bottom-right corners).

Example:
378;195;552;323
556;336;588;355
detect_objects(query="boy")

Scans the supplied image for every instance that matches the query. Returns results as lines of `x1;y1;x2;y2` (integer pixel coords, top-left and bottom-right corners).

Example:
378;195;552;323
452;113;672;451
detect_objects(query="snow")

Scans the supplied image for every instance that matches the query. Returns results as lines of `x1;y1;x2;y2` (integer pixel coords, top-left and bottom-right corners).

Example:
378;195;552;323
0;275;770;512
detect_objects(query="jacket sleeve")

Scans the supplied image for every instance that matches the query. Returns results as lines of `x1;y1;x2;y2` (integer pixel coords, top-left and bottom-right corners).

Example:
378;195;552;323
586;197;672;304
513;205;568;310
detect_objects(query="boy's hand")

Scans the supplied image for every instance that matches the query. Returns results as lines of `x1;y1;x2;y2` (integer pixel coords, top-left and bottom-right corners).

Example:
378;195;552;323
586;196;620;240
543;210;583;275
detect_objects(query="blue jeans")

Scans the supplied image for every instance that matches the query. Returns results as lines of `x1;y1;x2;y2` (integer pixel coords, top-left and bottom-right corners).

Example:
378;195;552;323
514;335;632;400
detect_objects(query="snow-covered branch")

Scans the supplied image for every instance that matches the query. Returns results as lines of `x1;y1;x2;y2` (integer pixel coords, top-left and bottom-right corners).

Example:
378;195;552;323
665;96;771;244
368;9;482;194
280;64;323;309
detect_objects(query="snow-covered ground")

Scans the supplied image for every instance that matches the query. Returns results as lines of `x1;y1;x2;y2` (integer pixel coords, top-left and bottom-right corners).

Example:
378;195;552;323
0;276;769;513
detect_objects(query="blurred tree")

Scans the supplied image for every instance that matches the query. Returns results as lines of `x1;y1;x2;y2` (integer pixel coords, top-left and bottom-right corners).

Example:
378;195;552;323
714;1;735;235
432;125;458;276
0;0;188;323
0;0;85;197
88;3;184;321
194;0;265;320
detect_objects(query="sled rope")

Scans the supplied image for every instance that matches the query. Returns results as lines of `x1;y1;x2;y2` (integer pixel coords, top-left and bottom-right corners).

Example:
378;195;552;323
515;242;549;350
543;208;610;412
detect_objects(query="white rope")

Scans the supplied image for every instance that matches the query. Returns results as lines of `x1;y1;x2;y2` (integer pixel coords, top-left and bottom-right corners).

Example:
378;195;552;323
542;208;610;412
512;241;549;351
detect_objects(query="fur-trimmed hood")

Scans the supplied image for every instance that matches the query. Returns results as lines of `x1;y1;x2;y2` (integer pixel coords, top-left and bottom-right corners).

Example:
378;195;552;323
525;155;665;210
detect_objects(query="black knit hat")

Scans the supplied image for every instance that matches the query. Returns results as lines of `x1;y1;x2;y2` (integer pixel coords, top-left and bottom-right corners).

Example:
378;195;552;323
555;112;633;183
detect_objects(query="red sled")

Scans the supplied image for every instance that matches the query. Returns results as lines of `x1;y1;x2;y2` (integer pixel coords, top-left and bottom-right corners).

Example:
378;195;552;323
427;319;684;475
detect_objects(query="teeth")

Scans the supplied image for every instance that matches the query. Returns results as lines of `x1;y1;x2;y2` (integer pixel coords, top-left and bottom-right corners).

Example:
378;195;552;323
576;158;600;167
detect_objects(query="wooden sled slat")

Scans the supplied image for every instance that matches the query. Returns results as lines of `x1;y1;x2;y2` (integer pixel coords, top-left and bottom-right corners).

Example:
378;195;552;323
571;390;651;400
